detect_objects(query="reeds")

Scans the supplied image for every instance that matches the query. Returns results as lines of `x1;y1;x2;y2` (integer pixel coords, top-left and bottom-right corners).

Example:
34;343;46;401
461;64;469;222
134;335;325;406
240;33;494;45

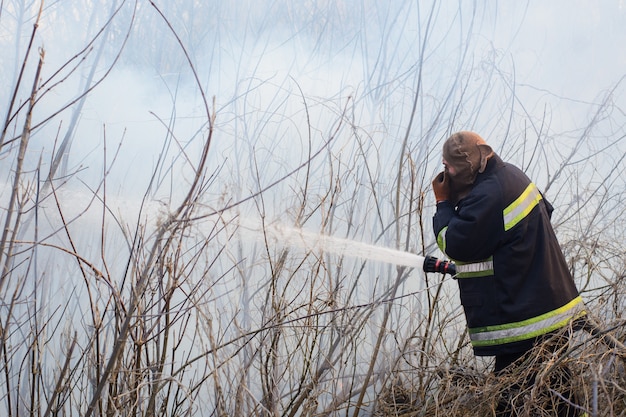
1;2;625;417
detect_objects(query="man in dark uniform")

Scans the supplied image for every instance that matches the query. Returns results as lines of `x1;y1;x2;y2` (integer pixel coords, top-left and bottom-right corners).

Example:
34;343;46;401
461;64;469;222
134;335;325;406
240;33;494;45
431;131;586;416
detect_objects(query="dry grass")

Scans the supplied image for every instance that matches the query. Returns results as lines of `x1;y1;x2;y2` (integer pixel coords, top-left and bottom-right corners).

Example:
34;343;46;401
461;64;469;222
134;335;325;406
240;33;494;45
377;324;626;417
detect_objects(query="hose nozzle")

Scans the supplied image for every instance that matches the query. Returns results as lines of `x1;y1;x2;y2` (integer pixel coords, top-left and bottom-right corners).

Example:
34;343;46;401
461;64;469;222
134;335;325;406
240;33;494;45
423;255;456;275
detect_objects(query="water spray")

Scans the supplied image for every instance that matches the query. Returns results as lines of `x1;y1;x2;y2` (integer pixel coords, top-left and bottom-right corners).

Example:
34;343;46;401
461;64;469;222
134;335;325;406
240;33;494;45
239;220;456;276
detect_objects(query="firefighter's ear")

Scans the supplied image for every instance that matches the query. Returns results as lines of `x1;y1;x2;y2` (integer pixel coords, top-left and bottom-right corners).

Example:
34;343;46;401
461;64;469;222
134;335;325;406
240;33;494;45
477;143;494;173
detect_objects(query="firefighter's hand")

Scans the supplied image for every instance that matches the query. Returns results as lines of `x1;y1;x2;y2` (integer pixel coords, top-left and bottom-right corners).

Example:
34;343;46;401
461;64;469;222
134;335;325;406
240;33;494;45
432;171;450;203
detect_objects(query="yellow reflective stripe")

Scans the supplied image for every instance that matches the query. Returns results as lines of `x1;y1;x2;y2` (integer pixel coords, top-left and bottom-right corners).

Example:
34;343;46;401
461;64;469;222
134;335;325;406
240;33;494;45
503;183;542;231
455;258;494;278
437;226;447;253
469;296;586;347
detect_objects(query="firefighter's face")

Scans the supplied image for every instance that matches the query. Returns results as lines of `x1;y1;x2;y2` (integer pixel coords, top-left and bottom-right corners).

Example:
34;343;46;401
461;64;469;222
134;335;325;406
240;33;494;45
443;156;474;189
443;158;457;177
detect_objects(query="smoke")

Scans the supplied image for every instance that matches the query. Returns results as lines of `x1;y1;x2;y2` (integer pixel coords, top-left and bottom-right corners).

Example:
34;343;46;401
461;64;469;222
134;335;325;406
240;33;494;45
1;3;625;415
1;0;624;263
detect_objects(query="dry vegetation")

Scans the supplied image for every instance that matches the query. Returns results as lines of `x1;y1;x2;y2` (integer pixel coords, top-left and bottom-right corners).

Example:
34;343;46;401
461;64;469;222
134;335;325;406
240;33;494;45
1;2;625;416
377;324;626;416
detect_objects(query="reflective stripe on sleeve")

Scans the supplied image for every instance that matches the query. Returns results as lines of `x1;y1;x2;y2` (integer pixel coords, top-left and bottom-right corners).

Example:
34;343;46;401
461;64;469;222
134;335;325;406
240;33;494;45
437;226;448;253
455;258;494;278
503;183;542;231
468;296;586;347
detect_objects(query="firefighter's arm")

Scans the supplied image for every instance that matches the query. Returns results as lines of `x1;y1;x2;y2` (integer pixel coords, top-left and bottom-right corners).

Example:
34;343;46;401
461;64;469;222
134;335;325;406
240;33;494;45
433;182;503;262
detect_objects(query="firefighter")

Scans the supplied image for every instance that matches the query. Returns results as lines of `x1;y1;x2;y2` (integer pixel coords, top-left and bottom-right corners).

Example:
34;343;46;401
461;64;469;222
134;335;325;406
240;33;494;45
431;131;586;416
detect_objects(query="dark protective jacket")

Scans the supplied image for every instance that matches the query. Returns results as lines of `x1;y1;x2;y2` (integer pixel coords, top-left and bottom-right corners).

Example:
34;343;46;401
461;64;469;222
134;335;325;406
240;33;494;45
433;155;585;356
